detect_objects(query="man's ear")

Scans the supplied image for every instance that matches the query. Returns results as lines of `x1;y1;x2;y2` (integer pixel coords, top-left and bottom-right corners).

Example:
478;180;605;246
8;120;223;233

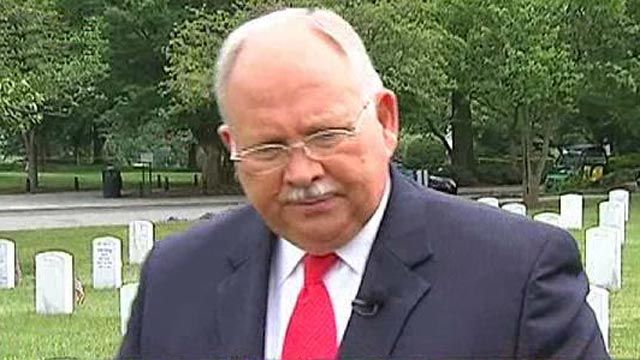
376;90;400;155
217;124;234;151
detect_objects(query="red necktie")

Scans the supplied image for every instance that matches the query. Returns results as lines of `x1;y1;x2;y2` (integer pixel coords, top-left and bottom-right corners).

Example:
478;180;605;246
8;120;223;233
282;253;339;360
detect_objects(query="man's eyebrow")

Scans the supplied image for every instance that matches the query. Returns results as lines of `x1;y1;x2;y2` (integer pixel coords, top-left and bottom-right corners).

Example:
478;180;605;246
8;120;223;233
250;136;287;146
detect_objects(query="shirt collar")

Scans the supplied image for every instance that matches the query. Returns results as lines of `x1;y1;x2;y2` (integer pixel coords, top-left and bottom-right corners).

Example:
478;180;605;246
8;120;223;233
274;176;392;287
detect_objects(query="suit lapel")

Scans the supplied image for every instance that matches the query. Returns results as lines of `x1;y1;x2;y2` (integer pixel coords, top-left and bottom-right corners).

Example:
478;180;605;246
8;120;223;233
340;168;435;358
214;212;275;358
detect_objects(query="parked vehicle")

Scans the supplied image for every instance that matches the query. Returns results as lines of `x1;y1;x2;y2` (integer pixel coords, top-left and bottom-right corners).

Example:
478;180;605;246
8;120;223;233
544;144;608;191
427;175;458;195
392;161;458;195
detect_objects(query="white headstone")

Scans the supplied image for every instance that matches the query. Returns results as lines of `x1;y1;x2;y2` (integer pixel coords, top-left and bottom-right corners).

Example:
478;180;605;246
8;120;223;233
502;203;527;216
609;189;630;222
560;193;583;229
477;197;500;208
586;227;622;291
587;285;609;351
0;239;16;289
92;237;122;289
599;201;626;245
533;212;562;227
128;221;154;264
35;251;74;314
120;282;139;335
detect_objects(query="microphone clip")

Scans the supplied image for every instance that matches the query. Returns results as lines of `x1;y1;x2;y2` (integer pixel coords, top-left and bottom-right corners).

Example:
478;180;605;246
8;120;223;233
351;298;380;317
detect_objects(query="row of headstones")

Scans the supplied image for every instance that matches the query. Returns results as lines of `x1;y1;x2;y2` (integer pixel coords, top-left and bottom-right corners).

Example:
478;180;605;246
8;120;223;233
0;220;153;334
477;189;631;351
0;247;139;335
0;220;154;290
477;189;629;230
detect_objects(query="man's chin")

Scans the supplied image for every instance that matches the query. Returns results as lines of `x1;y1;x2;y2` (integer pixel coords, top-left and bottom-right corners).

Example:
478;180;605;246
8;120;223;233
283;221;352;253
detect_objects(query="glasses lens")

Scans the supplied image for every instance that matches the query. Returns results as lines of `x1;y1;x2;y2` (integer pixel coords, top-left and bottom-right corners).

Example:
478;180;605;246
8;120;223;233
240;146;287;173
247;146;285;162
306;130;353;158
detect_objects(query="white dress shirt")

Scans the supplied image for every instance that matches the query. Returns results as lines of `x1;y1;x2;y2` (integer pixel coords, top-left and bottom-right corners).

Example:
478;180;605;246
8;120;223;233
264;179;391;359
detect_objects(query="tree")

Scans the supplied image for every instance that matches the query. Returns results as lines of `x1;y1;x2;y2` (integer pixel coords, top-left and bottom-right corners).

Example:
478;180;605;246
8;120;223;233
561;0;640;153
338;1;453;161
482;0;579;205
164;6;247;192
0;0;107;190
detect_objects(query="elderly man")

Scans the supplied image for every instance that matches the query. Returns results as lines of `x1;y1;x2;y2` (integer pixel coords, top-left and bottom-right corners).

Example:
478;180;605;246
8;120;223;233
118;8;609;360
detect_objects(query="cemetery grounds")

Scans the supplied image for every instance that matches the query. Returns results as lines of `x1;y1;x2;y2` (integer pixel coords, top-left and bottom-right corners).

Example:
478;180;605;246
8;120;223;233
0;198;639;359
0;165;199;194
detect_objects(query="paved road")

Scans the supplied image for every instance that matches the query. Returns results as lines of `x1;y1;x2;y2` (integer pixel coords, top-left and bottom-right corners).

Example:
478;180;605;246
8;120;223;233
0;203;243;231
0;186;620;231
0;191;245;231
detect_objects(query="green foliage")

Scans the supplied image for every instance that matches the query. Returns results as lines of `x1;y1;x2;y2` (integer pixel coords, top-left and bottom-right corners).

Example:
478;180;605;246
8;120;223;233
608;153;640;172
2;0;639;189
103;119;195;168
0;1;107;133
602;168;638;188
164;7;244;115
474;158;522;185
343;1;452;134
400;134;447;170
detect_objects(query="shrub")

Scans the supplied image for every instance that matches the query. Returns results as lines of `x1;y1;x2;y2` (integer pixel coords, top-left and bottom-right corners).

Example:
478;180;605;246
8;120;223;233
602;168;639;187
400;134;447;170
608;153;640;172
475;158;522;185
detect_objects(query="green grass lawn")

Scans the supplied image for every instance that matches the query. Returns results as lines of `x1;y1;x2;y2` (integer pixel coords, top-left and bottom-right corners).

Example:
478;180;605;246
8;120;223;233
0;221;192;360
533;195;640;358
0;165;199;194
0;197;638;359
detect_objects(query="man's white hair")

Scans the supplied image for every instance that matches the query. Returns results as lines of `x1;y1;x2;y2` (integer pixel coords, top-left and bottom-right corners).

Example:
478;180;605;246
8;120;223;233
214;7;384;123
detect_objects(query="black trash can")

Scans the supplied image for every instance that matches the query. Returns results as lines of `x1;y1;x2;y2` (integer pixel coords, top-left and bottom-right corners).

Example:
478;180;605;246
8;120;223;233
102;166;122;198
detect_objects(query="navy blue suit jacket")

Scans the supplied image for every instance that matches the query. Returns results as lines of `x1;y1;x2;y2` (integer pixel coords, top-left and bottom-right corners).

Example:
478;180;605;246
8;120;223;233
118;168;609;359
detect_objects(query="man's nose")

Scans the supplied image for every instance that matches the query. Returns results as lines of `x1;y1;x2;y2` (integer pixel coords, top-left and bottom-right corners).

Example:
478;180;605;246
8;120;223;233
282;146;324;187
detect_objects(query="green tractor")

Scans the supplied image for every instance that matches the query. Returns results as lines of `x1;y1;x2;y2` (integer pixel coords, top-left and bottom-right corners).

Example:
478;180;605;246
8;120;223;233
544;144;608;192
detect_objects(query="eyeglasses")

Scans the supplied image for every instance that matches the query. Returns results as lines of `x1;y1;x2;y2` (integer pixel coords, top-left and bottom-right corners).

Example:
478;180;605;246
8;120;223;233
230;100;372;174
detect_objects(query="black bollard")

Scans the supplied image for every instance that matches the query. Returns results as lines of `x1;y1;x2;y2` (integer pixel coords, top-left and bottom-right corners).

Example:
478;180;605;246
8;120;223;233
25;178;31;193
74;176;80;191
194;174;199;187
157;175;162;188
164;176;170;192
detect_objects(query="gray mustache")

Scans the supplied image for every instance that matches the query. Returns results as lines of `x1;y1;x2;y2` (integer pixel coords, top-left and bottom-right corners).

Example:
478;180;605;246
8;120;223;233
281;181;336;202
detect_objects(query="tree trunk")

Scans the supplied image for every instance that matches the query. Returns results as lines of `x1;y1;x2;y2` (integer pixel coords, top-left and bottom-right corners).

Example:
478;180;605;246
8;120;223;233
201;141;221;194
531;120;553;203
92;124;104;164
508;107;521;180
37;132;47;171
187;143;198;170
75;144;81;166
513;106;532;207
192;122;226;193
217;145;235;184
451;90;476;172
520;107;553;208
423;116;453;160
22;128;38;191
